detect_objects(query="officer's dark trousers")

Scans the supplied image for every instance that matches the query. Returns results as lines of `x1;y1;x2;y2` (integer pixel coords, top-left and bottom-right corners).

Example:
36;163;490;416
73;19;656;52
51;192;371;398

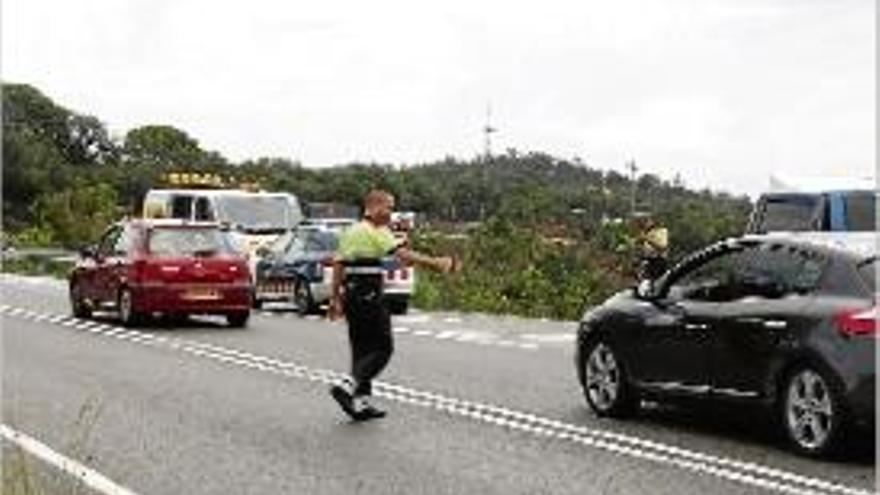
344;275;393;397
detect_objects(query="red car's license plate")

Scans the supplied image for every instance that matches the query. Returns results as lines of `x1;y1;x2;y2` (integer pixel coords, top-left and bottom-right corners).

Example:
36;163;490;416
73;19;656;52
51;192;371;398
182;289;221;301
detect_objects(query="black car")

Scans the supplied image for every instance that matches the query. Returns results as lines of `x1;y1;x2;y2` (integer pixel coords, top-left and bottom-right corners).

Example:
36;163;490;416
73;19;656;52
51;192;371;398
575;235;875;457
253;227;339;314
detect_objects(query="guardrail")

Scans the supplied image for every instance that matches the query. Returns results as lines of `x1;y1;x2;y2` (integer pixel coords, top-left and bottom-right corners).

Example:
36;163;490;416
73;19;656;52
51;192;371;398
1;248;79;264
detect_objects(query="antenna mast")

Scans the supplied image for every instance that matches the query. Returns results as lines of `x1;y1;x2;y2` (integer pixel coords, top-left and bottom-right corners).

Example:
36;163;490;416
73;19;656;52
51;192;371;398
483;103;497;160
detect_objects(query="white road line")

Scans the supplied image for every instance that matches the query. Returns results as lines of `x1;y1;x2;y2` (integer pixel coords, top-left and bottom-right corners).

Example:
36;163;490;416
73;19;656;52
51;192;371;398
1;307;874;495
521;333;576;343
20;309;42;319
392;326;411;333
101;327;132;337
394;314;431;324
0;424;141;495
412;329;433;337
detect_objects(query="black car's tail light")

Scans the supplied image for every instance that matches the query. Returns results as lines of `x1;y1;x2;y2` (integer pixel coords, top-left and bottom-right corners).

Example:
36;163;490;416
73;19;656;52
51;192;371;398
834;307;878;337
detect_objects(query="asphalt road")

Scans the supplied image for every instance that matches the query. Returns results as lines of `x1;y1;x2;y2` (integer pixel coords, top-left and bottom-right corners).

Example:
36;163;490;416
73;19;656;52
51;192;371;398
1;273;876;495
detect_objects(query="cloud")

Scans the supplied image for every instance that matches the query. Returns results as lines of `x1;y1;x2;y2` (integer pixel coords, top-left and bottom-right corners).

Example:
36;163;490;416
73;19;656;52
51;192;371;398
3;0;874;196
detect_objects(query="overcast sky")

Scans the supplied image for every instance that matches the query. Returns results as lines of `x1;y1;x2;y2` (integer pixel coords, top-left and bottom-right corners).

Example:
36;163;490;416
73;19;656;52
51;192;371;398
4;0;875;197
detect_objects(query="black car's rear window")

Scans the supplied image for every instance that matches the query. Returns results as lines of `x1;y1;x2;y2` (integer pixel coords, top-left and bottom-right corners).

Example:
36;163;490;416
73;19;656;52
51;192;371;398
148;228;235;257
761;196;820;232
843;192;877;231
303;231;339;252
279;230;340;262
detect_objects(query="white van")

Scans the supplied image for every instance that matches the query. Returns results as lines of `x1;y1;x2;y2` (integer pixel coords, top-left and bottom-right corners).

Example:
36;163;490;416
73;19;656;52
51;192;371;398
143;189;304;278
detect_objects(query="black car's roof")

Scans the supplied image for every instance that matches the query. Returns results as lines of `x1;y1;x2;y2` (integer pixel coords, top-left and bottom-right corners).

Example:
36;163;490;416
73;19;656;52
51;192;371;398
737;233;875;263
669;235;869;277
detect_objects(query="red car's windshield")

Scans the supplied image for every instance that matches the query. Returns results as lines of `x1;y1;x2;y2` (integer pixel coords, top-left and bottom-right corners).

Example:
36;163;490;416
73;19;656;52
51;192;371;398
148;228;236;257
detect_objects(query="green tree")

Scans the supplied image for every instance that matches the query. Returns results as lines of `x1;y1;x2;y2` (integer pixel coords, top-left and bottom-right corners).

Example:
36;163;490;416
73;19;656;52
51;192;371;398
2;83;118;229
32;182;119;247
122;125;213;170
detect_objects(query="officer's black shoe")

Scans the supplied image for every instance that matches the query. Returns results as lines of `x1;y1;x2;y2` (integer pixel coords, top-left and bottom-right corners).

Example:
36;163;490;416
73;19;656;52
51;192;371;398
352;397;387;421
330;385;357;419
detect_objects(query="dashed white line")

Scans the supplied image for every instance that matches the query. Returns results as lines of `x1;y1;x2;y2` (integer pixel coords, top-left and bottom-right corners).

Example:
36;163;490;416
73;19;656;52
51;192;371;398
0;306;874;495
394;314;431;324
521;333;576;343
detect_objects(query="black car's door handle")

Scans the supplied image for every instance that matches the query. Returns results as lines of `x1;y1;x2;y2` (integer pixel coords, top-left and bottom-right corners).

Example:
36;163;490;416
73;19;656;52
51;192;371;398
685;323;709;331
762;320;787;329
736;317;787;330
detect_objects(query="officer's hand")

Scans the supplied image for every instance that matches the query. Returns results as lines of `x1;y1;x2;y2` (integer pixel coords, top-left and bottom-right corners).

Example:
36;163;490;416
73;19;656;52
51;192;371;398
439;255;462;274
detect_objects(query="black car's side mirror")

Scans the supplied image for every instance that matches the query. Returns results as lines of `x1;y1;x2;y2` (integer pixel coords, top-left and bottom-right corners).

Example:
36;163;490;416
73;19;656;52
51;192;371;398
635;279;657;300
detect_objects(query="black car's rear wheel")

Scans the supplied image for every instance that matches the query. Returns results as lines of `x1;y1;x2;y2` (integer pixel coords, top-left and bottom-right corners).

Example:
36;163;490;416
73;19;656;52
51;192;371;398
69;281;92;319
781;365;847;457
582;339;638;417
294;279;316;316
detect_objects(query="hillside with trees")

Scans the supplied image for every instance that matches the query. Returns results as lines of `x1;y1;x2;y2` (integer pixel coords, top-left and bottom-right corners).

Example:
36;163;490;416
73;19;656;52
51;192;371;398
2;82;752;318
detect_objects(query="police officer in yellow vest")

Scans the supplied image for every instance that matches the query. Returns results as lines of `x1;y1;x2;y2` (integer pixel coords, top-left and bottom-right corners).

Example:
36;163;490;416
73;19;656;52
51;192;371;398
328;189;459;421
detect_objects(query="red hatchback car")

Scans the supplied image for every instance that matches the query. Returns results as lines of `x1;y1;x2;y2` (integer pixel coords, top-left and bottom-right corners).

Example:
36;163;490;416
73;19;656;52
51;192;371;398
69;219;253;327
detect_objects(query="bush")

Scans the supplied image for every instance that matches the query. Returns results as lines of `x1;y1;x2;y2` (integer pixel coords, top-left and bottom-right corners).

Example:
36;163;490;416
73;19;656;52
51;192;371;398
411;218;631;320
1;256;72;279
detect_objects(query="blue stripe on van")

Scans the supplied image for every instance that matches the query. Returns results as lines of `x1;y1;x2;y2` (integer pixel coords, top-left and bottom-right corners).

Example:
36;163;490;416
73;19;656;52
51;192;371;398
827;192;846;231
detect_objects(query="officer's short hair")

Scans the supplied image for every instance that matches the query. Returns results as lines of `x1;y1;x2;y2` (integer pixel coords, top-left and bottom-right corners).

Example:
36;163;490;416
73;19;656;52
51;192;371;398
364;190;393;209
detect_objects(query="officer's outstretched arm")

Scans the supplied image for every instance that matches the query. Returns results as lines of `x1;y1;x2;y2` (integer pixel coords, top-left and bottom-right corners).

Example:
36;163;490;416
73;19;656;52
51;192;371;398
396;248;460;273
